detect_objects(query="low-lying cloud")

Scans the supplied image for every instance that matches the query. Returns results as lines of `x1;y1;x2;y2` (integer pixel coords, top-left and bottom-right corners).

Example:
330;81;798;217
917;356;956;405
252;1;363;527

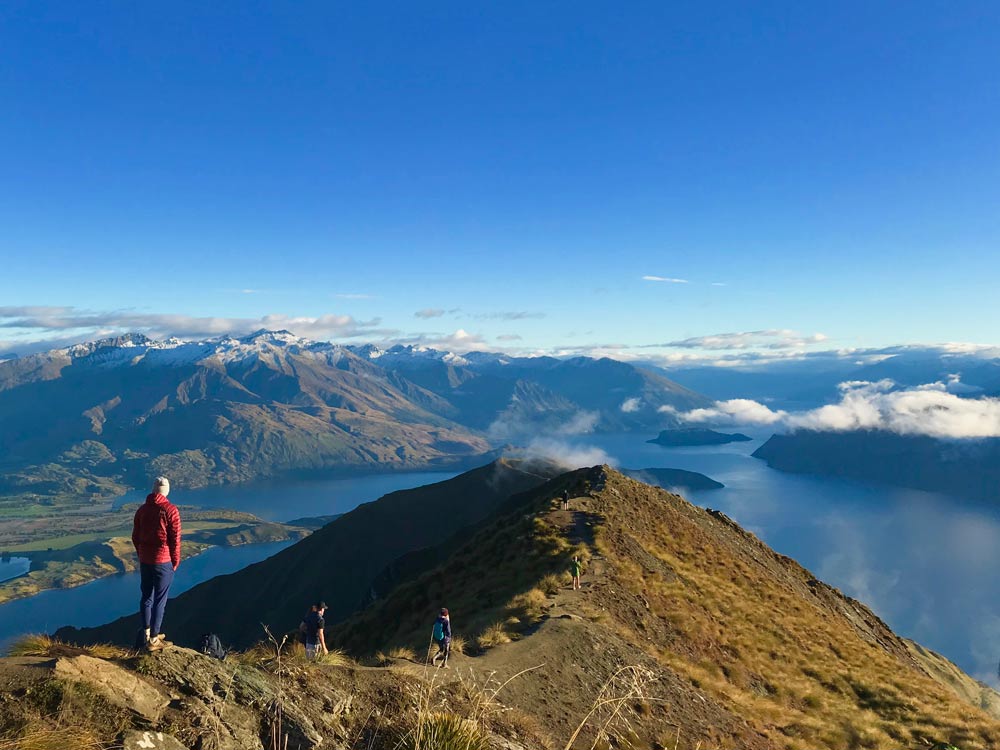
620;397;642;413
508;438;614;471
674;379;1000;439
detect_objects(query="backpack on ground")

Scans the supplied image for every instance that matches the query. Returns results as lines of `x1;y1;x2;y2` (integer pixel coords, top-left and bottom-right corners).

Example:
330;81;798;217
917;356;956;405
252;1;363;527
200;633;227;660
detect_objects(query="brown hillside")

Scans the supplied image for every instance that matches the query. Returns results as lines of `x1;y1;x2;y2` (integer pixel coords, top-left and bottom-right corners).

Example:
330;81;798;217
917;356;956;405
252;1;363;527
58;458;558;649
333;466;1000;750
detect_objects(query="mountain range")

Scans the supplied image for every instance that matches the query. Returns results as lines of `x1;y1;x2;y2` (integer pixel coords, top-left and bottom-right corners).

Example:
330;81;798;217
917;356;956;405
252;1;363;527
0;331;709;493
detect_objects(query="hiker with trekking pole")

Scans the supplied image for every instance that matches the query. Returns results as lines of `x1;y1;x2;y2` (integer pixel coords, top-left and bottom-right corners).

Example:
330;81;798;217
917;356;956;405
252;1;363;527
431;607;452;668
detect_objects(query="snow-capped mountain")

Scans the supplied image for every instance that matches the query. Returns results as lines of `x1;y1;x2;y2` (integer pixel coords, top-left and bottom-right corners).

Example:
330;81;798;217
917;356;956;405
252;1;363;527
0;331;711;490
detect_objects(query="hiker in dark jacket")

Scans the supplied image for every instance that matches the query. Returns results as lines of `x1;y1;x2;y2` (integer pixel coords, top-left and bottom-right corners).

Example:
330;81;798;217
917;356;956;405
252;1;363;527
300;602;328;659
131;476;181;651
431;607;452;668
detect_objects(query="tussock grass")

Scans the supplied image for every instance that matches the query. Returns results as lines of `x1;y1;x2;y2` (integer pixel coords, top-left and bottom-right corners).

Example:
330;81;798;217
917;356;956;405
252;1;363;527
388;646;418;662
0;727;104;750
401;712;488;750
476;623;511;650
538;573;567;595
316;647;351;667
7;633;60;657
232;641;276;667
505;588;548;627
449;635;468;656
7;634;128;660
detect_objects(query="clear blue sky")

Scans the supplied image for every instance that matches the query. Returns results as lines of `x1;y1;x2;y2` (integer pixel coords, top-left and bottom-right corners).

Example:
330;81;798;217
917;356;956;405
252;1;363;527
2;1;998;361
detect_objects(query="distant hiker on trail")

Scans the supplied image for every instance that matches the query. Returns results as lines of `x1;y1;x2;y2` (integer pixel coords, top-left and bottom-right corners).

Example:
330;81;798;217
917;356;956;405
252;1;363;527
132;476;181;652
301;601;329;659
431;607;452;668
561;489;570;511
571;555;582;591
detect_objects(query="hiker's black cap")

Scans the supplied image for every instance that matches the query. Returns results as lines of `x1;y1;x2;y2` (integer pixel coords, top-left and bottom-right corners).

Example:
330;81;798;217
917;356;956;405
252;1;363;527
316;601;328;609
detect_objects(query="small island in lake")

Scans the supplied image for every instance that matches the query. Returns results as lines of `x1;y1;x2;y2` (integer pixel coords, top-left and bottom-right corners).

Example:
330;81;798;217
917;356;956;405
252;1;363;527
623;467;724;491
648;428;753;447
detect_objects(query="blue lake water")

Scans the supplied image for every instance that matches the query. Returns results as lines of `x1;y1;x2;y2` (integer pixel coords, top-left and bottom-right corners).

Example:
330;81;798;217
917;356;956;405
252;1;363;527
112;469;458;521
2;436;998;688
0;470;457;652
0;557;30;583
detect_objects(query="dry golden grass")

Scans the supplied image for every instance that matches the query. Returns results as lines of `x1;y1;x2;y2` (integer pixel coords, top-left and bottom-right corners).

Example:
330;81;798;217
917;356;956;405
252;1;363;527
595;472;1000;750
476;622;511;650
7;633;128;660
506;588;547;618
538;573;566;595
450;635;468;655
401;712;488;750
388;645;419;662
7;633;61;657
0;727;104;750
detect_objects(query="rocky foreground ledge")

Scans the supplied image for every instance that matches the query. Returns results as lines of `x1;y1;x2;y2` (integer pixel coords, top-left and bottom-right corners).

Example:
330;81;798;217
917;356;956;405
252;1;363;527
0;640;546;750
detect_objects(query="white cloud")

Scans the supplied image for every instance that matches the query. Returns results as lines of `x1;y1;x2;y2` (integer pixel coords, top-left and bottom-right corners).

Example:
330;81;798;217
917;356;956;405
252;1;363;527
620;397;642;413
683;398;788;425
642;275;689;283
675;379;1000;439
666;330;829;351
414;308;446;319
476;311;545;320
0;307;393;340
391;329;488;353
497;334;523;342
513;438;614;470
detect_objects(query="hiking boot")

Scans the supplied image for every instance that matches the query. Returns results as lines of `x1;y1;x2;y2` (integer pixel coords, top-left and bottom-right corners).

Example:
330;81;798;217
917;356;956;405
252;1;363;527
146;634;166;652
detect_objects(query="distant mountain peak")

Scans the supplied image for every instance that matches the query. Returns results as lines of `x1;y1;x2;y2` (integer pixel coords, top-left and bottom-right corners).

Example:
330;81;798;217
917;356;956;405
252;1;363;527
240;329;301;344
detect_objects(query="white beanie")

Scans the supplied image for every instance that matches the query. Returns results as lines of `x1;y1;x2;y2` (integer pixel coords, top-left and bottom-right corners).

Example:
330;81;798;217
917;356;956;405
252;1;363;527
153;476;170;496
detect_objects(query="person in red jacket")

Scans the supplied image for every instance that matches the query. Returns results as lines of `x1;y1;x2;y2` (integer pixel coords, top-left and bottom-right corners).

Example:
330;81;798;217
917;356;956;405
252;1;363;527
132;476;181;651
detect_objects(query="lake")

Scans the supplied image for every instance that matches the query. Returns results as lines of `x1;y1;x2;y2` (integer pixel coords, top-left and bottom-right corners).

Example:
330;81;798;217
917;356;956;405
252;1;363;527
0;557;30;583
1;436;998;687
0;470;457;652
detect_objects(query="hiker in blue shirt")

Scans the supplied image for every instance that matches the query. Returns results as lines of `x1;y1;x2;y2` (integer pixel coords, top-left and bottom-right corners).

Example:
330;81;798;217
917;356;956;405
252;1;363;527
299;601;328;660
431;607;452;668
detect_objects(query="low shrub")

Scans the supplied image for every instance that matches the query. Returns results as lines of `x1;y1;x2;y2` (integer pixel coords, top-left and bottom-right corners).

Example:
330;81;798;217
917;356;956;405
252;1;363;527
476;623;511;650
403;712;488;750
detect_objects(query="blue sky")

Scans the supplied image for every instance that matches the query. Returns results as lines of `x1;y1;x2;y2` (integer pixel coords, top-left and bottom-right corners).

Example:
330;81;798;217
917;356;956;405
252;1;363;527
2;1;999;362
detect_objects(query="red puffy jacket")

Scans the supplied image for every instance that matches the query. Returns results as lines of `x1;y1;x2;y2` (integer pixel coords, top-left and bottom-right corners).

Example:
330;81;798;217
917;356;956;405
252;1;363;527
132;493;182;567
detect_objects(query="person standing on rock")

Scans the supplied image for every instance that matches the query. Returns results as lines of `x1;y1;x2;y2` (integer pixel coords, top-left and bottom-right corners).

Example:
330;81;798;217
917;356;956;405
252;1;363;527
431;608;452;668
132;476;181;652
560;489;570;511
570;555;583;591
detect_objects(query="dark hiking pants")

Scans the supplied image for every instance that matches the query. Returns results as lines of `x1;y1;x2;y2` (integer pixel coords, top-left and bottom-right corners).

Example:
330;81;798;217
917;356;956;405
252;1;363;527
140;562;174;635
